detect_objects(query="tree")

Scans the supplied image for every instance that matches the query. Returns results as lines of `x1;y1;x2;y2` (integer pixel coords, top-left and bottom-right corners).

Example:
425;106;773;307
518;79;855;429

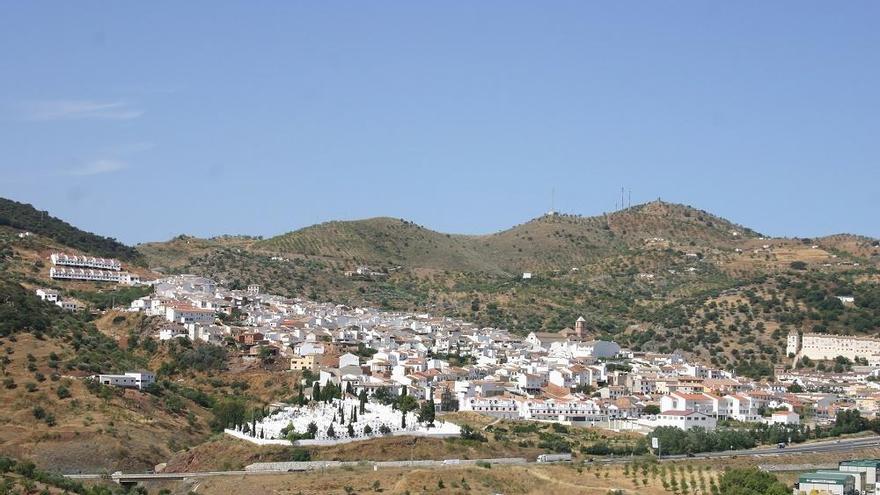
312;382;321;402
290;448;311;461
56;384;71;399
210;397;246;432
358;389;368;414
418;399;436;426
643;404;661;415
307;421;318;438
459;425;487;442
257;346;274;364
397;394;418;415
717;468;789;495
327;425;336;438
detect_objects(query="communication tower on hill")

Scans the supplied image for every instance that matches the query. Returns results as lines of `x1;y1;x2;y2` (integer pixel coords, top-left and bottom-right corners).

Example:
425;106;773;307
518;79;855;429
547;187;558;216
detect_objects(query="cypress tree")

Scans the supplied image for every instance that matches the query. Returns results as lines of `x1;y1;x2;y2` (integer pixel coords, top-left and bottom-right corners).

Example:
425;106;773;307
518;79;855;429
359;389;367;414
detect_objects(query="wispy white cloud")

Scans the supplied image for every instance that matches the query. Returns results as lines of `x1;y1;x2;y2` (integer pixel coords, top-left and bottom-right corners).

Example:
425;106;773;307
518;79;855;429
22;99;143;121
66;159;128;176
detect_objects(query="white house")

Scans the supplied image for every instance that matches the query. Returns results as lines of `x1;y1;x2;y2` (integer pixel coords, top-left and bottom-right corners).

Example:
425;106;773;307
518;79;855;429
56;300;80;312
768;410;800;426
295;341;325;357
95;371;155;390
515;373;546;393
35;288;59;303
339;353;360;368
660;392;716;416
159;327;188;341
649;410;717;431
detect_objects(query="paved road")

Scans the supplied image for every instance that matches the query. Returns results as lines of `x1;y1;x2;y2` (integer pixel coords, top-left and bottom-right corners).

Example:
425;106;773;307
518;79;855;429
653;435;880;462
65;435;880;483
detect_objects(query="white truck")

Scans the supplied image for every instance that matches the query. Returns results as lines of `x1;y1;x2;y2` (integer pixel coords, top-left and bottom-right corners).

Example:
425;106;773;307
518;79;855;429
536;453;572;463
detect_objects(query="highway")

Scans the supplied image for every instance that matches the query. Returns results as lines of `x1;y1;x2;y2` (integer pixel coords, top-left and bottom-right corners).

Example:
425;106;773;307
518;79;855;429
645;435;880;462
65;435;880;484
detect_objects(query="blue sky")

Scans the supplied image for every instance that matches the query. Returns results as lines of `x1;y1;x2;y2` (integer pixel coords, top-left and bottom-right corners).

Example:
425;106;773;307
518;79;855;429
1;2;877;244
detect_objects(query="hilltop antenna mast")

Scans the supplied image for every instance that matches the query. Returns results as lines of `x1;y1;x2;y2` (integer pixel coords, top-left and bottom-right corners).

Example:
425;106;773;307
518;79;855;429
620;187;625;211
628;189;632;208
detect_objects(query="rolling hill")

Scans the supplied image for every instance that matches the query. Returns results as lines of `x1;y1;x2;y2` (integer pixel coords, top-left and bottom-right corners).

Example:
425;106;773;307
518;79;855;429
251;201;764;274
138;200;880;379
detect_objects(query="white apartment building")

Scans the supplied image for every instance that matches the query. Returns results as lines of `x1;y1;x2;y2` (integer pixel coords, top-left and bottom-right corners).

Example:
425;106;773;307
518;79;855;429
51;253;121;271
788;330;880;362
520;398;607;423
460;396;520;418
165;304;215;324
50;267;139;285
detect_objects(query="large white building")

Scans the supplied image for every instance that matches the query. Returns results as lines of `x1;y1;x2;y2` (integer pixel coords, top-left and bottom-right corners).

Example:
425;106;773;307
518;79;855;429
165;304;215;324
51;253;121;271
460;397;520;418
50;267;140;285
788;330;880;362
520;398;609;422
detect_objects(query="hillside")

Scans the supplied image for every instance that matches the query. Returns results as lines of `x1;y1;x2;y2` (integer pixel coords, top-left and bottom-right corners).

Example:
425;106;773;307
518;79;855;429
0;206;291;474
0;197;144;264
0;279;214;473
252;202;764;274
138;201;880;378
255;217;504;273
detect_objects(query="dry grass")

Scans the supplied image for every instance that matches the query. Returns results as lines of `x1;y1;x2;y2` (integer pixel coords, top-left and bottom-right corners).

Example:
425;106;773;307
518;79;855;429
150;463;686;495
0;333;213;473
